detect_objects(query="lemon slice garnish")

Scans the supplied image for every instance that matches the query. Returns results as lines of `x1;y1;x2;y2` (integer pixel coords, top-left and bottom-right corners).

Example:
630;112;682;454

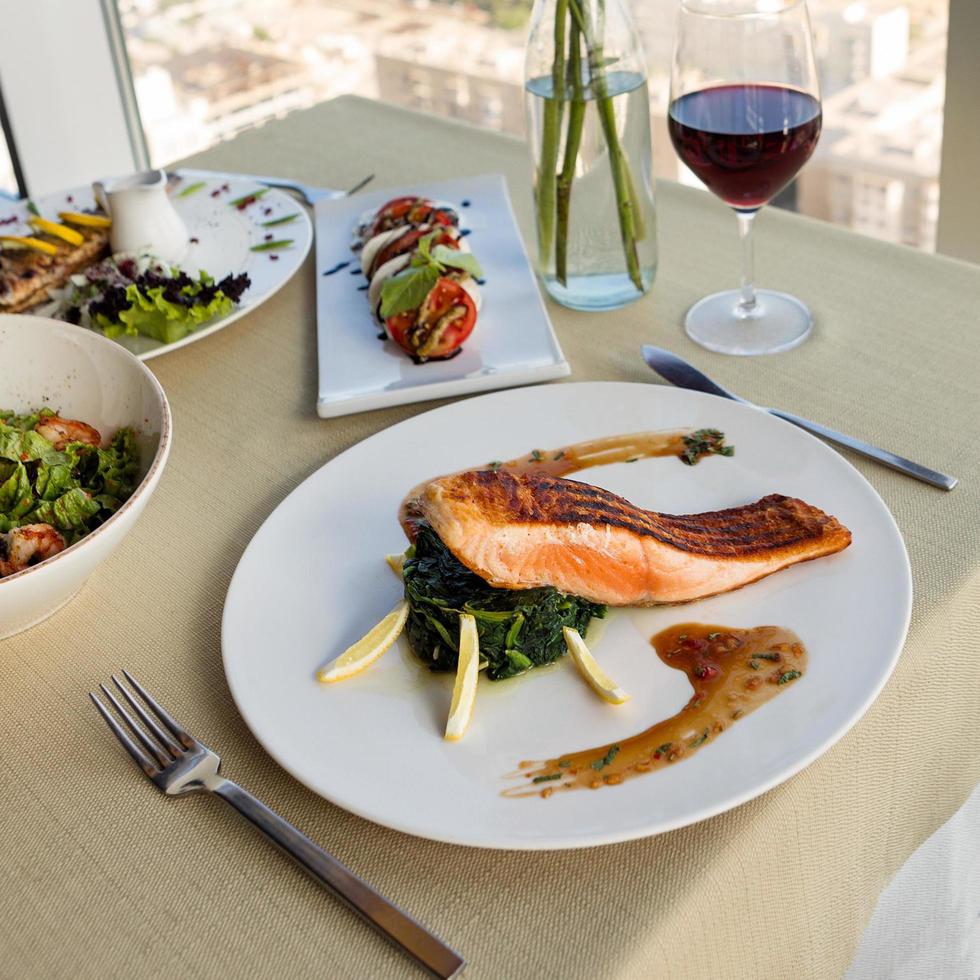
0;235;59;256
28;217;83;246
563;626;630;704
317;601;408;683
445;613;479;741
57;211;111;229
385;552;406;577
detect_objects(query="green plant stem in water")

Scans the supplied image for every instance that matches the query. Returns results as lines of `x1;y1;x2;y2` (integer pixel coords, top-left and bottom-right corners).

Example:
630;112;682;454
588;48;642;289
566;0;644;292
536;0;569;271
556;19;585;286
624;151;647;243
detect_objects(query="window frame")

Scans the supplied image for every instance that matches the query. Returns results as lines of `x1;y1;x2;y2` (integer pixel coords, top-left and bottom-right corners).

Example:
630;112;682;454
0;78;28;199
0;0;147;198
0;0;972;262
936;0;979;263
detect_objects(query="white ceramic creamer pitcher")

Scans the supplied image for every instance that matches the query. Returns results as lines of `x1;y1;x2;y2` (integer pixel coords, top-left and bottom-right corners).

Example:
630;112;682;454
93;170;188;264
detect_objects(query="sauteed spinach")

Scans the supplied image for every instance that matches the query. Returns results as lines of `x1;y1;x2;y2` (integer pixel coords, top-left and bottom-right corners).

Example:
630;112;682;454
403;524;605;681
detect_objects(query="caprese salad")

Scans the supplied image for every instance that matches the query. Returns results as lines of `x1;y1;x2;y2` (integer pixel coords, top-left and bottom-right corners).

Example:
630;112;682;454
353;196;482;362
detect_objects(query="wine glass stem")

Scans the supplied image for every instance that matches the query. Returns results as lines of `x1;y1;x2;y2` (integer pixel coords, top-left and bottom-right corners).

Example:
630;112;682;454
736;209;757;315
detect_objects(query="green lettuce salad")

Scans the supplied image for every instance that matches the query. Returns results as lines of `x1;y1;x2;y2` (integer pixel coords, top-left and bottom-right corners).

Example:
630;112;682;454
0;409;139;544
41;253;251;346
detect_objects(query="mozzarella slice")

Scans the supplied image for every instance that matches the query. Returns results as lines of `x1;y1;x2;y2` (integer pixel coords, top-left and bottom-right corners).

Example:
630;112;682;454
368;254;412;322
460;276;483;313
359;228;404;276
362;222;471;276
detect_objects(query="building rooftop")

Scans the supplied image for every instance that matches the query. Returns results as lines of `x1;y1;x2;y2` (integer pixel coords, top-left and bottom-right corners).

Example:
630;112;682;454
166;46;303;100
814;40;945;177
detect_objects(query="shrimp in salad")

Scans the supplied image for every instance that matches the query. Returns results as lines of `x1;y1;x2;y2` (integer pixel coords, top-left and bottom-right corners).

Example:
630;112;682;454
34;415;101;450
0;524;66;578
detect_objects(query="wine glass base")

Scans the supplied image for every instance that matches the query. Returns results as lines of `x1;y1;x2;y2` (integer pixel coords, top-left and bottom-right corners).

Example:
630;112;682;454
684;289;813;356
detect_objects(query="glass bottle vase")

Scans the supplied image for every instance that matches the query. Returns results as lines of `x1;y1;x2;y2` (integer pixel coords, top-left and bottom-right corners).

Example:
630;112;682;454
525;0;658;311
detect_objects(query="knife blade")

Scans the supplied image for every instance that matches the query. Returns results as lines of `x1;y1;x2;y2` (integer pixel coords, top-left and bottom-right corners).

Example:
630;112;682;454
641;345;957;491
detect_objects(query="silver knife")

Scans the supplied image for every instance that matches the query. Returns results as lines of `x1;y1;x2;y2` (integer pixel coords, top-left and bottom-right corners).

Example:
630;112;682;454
641;345;957;491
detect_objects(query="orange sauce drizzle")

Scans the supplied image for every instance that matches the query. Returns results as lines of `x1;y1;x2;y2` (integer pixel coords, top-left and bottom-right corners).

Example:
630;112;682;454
504;623;807;799
497;430;691;478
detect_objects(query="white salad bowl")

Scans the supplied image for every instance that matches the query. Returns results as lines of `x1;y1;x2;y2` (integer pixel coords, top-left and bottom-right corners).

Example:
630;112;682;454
0;314;171;638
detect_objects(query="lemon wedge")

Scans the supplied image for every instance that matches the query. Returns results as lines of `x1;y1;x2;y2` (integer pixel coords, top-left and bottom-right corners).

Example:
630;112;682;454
28;217;83;246
0;235;59;256
445;613;479;741
317;601;408;683
385;552;406;577
563;626;630;704
57;211;112;230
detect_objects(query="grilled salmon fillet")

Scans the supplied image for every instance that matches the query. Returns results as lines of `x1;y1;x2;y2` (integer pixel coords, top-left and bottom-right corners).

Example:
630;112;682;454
414;470;852;605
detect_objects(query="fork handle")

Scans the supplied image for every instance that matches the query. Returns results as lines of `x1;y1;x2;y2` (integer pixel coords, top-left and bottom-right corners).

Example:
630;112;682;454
173;168;320;205
210;779;463;978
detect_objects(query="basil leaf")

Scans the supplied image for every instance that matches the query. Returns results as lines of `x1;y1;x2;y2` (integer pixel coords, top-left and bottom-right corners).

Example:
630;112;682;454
415;230;437;264
379;265;439;320
431;245;482;278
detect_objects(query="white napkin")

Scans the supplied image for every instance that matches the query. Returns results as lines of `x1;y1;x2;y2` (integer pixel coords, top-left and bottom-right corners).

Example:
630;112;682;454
846;781;980;980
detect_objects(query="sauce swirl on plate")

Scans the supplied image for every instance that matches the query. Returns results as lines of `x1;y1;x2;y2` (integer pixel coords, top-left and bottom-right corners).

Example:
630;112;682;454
504;623;806;798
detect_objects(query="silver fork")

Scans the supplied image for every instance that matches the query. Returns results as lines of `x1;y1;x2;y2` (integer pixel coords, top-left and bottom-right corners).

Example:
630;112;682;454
91;670;464;979
170;169;374;205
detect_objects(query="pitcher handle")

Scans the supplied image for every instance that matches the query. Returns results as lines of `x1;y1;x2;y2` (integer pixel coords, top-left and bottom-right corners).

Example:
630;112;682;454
92;181;109;215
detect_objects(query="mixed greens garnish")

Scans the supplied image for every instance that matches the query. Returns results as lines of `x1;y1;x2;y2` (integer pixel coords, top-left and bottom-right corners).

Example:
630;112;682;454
44;252;250;345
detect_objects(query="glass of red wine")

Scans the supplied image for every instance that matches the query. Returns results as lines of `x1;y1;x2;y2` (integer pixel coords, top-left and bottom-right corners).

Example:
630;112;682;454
669;0;822;355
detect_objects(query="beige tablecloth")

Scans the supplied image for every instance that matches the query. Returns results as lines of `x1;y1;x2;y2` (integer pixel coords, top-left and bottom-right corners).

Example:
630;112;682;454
1;96;978;980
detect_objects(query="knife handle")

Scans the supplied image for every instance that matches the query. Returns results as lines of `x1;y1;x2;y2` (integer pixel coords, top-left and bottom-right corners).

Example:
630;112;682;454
767;408;957;491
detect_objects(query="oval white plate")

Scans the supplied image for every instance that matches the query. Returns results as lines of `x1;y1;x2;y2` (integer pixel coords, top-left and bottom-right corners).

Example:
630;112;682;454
13;173;312;360
222;383;911;849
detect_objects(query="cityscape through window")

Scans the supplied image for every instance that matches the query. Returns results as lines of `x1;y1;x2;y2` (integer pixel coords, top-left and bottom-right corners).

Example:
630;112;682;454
118;0;948;251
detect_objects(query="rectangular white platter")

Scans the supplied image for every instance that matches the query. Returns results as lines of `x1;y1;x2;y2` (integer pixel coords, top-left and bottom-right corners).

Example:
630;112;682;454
314;174;570;418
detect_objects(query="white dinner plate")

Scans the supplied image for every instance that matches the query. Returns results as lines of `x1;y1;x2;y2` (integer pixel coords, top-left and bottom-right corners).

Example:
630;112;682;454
222;382;911;849
12;172;312;359
313;174;569;418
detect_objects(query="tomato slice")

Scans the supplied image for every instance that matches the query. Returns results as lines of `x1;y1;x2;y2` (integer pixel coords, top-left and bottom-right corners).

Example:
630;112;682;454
385;277;476;361
369;228;460;278
375;196;418;221
368;197;457;240
417;205;455;229
370;229;424;278
384;311;416;352
367;197;423;239
433;230;461;250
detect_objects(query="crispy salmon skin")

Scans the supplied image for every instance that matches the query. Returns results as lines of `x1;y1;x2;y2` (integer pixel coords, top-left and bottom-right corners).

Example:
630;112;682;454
415;470;852;605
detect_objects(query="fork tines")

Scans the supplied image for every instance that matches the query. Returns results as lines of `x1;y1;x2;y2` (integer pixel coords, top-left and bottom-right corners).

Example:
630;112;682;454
90;670;194;777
